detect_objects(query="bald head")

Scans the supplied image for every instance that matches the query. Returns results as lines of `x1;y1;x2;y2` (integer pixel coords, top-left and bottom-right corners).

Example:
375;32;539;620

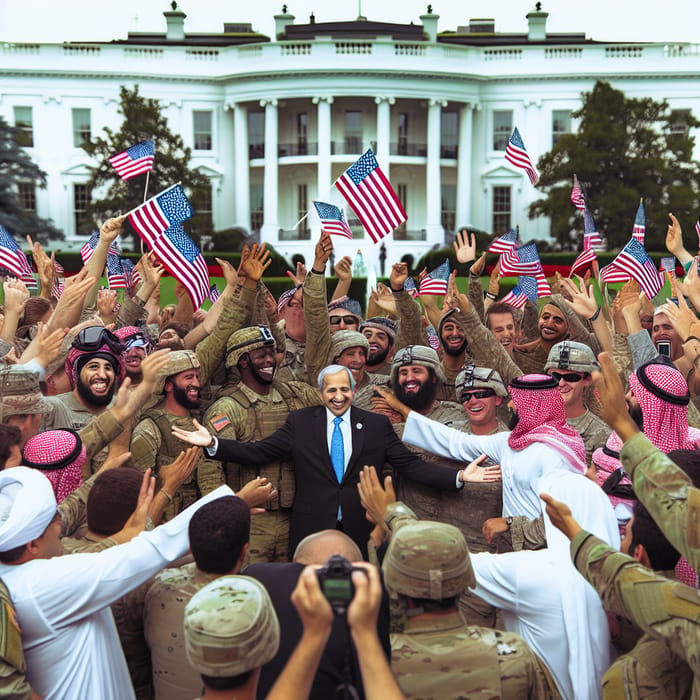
293;529;362;564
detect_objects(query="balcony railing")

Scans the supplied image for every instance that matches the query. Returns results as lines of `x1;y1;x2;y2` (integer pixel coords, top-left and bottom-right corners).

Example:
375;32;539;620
249;143;265;159
331;139;364;156
441;145;458;159
278;142;318;156
390;142;428;157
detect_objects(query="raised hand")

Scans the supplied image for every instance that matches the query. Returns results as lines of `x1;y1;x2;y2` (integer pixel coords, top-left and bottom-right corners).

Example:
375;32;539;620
239;242;271;283
358;465;396;526
334;255;353;282
313;230;333;271
453;229;477;264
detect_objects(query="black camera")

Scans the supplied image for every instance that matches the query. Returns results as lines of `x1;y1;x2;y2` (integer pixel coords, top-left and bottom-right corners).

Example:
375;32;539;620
316;554;365;613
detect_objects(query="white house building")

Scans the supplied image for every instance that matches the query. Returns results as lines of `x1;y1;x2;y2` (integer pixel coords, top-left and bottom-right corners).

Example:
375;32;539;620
1;3;699;267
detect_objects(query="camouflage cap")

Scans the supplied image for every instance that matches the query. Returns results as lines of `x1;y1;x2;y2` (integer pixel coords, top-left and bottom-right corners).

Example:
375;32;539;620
390;345;446;386
455;363;508;400
0;368;52;422
225;325;275;369
544;340;599;374
153;350;200;395
184;575;280;678
383;520;475;598
330;330;369;362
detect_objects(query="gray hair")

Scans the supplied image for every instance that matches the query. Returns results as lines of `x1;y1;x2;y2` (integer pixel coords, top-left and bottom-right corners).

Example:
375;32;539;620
317;364;356;391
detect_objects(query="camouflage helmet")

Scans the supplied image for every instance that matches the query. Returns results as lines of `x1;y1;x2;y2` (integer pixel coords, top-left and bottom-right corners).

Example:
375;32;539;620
455;363;508;401
184;575;280;678
0;368;52;422
390;345;446;386
382;520;475;598
153;350;200;395
330;330;369;363
225;325;275;369
544;340;600;375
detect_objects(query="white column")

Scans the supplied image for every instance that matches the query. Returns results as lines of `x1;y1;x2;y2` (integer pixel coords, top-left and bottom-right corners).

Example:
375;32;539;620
425;98;446;243
455;103;474;228
374;96;394;175
523;98;543;239
313;96;333;197
260;98;278;240
232;103;250;229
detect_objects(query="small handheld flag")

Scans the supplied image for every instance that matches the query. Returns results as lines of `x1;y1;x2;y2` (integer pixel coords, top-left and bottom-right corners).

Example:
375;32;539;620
109;140;155;181
505;128;539;185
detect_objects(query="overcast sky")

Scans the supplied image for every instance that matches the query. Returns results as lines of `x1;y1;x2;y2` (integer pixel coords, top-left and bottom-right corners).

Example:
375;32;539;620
0;0;698;44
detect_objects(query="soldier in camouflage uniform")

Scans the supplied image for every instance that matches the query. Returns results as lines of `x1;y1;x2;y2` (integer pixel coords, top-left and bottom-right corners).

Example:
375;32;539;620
359;316;397;376
183;576;280;699
381;502;560;699
0;580;33;700
545;351;700;699
201;325;321;563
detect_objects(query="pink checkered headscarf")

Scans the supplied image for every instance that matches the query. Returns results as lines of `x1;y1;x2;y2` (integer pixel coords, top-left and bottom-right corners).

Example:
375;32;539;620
629;362;700;453
592;432;635;516
22;430;85;503
507;374;586;473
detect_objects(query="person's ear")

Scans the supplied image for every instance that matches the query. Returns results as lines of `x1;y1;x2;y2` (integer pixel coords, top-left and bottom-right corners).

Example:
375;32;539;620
633;544;651;569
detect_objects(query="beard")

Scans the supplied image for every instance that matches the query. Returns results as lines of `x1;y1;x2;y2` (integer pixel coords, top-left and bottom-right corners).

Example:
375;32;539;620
249;362;275;386
441;339;467;357
508;412;520;430
172;384;201;410
395;379;437;412
627;402;644;431
368;345;391;366
76;378;116;407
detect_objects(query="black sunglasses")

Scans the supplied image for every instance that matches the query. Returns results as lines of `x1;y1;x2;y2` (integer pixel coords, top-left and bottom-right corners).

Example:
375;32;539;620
73;326;124;355
461;389;496;402
329;315;358;325
550;371;587;383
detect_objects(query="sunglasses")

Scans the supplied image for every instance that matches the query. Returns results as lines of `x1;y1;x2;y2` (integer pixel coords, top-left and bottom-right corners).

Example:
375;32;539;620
461;389;496;402
550;371;587;383
329;315;358;325
73;327;124;355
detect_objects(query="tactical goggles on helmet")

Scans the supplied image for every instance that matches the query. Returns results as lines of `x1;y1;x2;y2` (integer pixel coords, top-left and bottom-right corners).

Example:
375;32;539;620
460;388;496;402
73;327;124;355
123;332;150;351
549;371;587;383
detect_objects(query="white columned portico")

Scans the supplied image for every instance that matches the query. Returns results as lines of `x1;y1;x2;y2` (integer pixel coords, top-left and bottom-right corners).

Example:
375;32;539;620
425;98;446;244
374;96;394;175
523;98;543;239
455;103;474;229
313;96;333;197
232;102;250;229
260;98;278;240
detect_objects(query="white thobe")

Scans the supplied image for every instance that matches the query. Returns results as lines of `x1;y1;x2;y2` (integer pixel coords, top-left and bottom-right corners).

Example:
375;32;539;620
0;485;233;700
403;410;576;519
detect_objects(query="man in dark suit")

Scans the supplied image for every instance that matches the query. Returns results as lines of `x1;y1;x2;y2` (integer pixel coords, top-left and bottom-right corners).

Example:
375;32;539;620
173;365;500;556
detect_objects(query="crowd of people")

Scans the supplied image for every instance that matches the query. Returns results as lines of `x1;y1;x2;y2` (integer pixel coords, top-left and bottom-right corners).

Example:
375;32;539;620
0;213;699;700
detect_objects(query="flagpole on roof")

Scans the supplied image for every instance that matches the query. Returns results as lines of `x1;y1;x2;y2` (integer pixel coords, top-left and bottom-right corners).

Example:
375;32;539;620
123;181;181;219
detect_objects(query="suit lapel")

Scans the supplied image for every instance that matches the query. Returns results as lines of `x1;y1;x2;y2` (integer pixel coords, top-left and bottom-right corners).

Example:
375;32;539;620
344;407;366;483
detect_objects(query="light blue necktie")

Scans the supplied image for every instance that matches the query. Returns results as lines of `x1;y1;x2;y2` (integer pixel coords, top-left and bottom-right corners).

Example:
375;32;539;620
330;416;345;483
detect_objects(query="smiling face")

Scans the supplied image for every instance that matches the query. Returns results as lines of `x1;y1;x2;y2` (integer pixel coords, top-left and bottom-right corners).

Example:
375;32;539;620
538;304;568;344
548;369;591;413
240;346;277;386
321;369;355;416
460;389;501;431
123;346;146;375
487;311;516;355
76;358;117;407
362;328;391;366
167;368;201;409
395;364;437;412
440;320;467;357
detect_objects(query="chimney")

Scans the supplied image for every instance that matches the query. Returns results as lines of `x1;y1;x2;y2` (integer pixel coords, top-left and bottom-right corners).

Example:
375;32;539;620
274;5;295;39
164;1;186;41
526;2;548;41
420;5;440;43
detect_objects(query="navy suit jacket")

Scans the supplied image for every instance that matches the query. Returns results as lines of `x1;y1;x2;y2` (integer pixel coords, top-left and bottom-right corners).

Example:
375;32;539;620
213;405;460;556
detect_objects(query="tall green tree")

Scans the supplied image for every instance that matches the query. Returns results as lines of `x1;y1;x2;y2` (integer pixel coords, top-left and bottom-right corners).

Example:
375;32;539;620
529;81;700;250
83;85;211;246
0;117;62;241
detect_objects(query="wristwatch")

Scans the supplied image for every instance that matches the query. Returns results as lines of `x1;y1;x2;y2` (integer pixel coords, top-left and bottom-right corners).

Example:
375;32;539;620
505;516;513;529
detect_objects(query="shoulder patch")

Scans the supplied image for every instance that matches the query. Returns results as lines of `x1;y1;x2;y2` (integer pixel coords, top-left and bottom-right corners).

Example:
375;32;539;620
211;413;231;433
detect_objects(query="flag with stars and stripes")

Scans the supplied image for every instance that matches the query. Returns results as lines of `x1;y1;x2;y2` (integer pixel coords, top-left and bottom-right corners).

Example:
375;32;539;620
583;207;603;248
570;248;597;277
418;259;450;295
501;276;540;308
335;149;406;244
571;174;586;211
80;231;100;264
488;227;519;254
426;324;440;351
0;225;36;288
106;252;127;289
119;258;136;295
505;127;539;185
632;200;645;244
403;276;419;299
51;258;65;298
109;140;155;181
600;238;661;299
498;242;543;277
209;284;221;303
313;201;353;239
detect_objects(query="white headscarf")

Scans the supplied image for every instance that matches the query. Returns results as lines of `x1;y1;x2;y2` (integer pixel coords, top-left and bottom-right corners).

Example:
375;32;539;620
0;467;57;551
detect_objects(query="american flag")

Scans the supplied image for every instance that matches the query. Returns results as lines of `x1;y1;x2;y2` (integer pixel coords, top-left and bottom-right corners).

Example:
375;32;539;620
119;258;136;295
0;225;36;287
209;284;221;303
129;184;194;238
505;127;539;186
696;220;700;249
403;276;419;299
501;276;539;308
108;140;155;181
335;149;407;243
418;259;450;295
426;324;440;351
571;174;586;211
600;239;661;299
632;199;645;244
583;207;603;248
129;264;142;292
488;227;519;254
52;258;65;298
80;231;100;264
570;248;597;277
313;201;353;239
499;242;543;277
106;252;127;289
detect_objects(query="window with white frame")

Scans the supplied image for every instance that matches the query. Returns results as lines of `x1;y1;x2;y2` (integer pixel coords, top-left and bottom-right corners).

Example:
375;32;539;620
193;110;213;150
13;106;33;147
17;182;36;212
72;109;91;148
248;112;265;158
492;110;512;151
492;186;511;235
250;184;264;231
552;110;572;146
73;183;91;234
